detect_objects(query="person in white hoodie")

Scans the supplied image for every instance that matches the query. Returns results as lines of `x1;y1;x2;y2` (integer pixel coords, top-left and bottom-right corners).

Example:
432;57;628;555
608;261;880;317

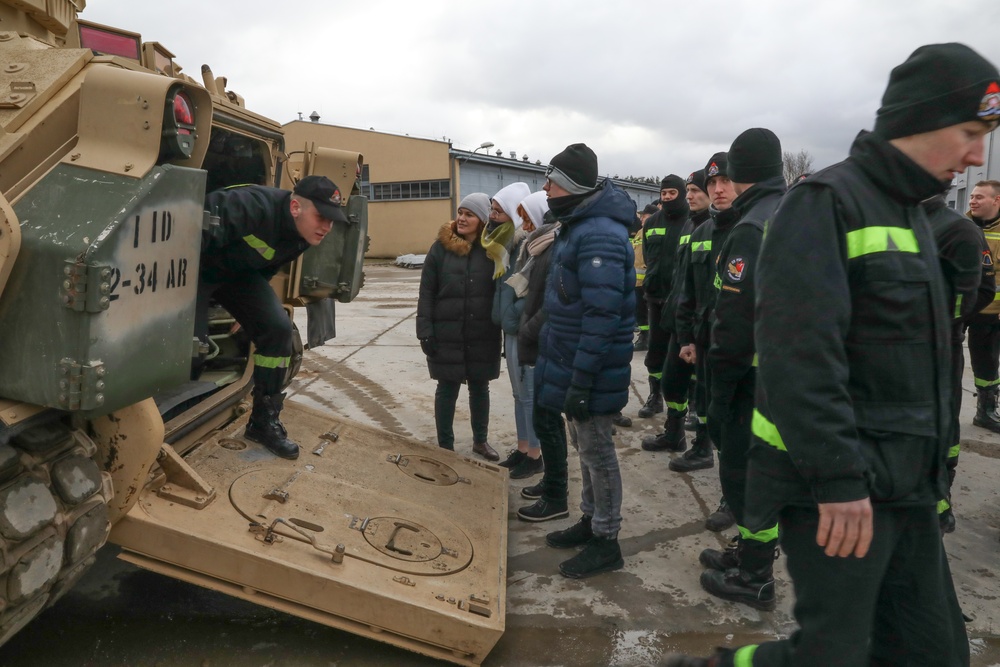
489;182;544;479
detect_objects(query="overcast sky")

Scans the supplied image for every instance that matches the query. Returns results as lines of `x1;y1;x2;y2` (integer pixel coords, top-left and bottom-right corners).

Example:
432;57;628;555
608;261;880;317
83;0;999;180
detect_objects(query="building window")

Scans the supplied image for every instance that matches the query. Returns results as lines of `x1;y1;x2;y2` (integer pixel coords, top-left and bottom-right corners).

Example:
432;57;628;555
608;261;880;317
360;164;371;197
370;179;451;201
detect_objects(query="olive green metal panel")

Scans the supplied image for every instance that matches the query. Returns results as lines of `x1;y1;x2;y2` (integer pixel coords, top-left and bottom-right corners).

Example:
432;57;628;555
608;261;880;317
0;163;204;415
298;194;367;303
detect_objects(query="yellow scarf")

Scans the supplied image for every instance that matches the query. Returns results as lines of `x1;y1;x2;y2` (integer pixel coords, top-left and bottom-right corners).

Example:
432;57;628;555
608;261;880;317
480;220;515;279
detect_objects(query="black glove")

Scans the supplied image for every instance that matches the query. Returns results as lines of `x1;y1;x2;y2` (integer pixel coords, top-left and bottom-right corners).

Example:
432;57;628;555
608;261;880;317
420;337;437;358
563;384;591;422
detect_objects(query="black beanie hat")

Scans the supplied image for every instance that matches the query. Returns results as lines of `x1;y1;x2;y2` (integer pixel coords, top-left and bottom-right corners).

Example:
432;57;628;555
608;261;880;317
546;143;599;194
704;152;728;182
659;174;686;194
686;169;708;195
874;43;1000;140
728;128;783;183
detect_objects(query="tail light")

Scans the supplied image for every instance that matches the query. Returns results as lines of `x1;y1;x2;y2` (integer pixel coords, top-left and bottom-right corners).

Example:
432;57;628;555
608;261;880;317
159;86;198;162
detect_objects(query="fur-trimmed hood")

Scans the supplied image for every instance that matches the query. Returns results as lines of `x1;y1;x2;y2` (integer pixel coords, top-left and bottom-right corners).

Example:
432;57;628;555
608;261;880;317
438;221;474;256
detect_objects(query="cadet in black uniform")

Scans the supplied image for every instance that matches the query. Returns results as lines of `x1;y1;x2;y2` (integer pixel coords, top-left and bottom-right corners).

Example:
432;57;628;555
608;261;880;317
698;129;786;612
636;176;689;419
199;175;348;459
925;194;994;533
669;41;999;667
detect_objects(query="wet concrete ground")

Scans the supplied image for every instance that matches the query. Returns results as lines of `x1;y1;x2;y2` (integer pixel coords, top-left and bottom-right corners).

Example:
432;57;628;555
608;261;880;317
3;263;999;666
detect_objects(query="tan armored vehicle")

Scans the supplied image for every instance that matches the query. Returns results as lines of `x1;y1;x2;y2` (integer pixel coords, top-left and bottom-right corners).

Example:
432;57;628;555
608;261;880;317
0;2;507;664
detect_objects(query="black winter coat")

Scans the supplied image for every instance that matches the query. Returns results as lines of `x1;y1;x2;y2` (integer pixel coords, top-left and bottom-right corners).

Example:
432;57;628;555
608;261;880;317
416;222;501;383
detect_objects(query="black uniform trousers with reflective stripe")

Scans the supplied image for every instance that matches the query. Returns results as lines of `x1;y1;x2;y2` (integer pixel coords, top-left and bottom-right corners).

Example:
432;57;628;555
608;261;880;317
967;312;1000;388
694;321;711;425
713;372;754;526
195;272;293;396
644;299;670;379
661;334;695;417
744;505;968;667
635;285;648;330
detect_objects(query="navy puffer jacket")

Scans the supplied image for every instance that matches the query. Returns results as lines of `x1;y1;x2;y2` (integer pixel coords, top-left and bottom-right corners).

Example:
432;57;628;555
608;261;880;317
536;180;637;414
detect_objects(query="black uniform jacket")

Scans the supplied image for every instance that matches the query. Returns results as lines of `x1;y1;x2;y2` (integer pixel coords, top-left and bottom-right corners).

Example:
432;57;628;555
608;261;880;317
663;208;710;333
749;132;953;511
202;185;310;282
708;177;786;418
675;206;740;347
641;199;690;302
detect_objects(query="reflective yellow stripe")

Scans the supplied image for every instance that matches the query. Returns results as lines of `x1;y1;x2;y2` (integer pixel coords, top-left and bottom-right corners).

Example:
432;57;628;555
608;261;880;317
752;353;758;367
734;645;759;667
636;272;646;280
638;325;649;332
650;372;663;380
751;409;787;451
984;232;1000;240
845;226;919;259
691;240;713;252
666;400;688;412
937;498;951;514
948;444;960;459
738;523;779;543
254;353;290;369
974;376;1000;388
954;294;963;319
243;234;276;260
678;234;691;246
645;227;666;239
714;273;722;291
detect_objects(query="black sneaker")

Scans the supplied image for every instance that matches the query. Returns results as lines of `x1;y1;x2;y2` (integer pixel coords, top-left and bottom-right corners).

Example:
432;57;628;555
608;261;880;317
545;515;593;549
700;567;776;612
705;498;735;532
509;455;544;480
498;449;528;469
520;482;543;500
517;498;569;522
558;535;624;579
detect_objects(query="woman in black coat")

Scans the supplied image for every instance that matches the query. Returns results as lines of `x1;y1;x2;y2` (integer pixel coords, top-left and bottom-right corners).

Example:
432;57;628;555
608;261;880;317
416;193;502;460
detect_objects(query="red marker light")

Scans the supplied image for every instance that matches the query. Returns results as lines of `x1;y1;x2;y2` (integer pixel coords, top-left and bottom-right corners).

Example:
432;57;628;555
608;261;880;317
173;92;194;135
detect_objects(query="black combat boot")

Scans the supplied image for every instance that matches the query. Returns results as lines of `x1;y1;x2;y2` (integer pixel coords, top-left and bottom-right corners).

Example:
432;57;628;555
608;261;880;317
637;376;664;418
973;385;1000;433
245;391;300;459
669;423;714;471
684;412;699;432
700;541;777;612
558;534;624;579
545;515;593;548
705;498;736;532
698;535;740;571
641;411;687;451
634;330;649;351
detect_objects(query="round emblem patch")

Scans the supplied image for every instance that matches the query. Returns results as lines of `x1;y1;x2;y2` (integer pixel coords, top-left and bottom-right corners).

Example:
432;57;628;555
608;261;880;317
726;257;747;282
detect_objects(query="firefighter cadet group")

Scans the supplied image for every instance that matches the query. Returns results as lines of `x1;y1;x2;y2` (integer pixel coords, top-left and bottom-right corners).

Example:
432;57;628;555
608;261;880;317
483;42;995;667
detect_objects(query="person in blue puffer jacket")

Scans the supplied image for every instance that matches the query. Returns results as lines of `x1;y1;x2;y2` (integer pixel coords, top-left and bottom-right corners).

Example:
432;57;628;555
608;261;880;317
534;143;636;580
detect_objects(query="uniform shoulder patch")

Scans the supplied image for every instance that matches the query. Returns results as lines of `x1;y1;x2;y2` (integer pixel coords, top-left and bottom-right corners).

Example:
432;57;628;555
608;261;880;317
726;256;747;282
979;81;1000;122
983;250;994;266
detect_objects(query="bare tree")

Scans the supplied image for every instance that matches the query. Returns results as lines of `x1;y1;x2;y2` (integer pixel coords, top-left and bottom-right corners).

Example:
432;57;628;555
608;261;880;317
782;150;815;184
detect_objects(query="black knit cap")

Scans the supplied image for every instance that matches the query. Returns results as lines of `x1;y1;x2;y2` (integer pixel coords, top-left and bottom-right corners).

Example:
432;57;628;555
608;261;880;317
728;128;783;183
704;152;728;182
659;174;686;194
686;169;708;195
874;43;1000;140
546;143;599;194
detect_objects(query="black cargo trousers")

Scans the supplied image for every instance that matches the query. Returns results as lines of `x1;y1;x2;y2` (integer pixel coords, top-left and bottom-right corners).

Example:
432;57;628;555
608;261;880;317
194;271;293;396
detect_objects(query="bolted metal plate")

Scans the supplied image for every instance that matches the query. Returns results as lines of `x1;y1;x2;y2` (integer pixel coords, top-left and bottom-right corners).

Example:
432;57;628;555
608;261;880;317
389;453;462;486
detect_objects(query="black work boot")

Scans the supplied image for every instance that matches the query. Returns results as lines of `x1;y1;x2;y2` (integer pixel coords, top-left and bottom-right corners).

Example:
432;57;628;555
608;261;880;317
637;376;664;418
973;385;1000;433
699;535;740;571
700;541;777;611
634;330;649;351
558;535;624;579
245;391;300;459
669;424;714;472
705;498;736;532
642;411;687;451
545;515;593;549
684;413;699;432
612;412;633;428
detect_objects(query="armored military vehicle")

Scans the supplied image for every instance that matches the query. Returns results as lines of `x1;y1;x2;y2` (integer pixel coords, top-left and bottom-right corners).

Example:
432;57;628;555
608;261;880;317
0;2;507;664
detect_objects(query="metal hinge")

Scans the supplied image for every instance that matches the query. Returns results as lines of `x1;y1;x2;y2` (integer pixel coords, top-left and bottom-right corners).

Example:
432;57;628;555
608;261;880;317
58;359;106;410
61;260;113;312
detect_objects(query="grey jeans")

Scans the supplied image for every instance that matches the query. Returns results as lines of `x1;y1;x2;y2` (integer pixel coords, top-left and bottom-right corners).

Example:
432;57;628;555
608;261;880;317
575;414;623;538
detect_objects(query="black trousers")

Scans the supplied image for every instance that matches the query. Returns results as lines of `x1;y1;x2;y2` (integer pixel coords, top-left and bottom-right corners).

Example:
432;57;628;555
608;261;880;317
967;312;1000;387
644;299;670;378
434;380;489;449
661;333;695;417
635;284;648;330
694;323;711;423
746;505;968;667
945;341;963;495
534;402;568;503
715;376;755;527
196;272;292;396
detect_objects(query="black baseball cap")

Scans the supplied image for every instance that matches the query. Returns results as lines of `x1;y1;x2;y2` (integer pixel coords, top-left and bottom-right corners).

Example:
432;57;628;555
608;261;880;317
293;175;349;223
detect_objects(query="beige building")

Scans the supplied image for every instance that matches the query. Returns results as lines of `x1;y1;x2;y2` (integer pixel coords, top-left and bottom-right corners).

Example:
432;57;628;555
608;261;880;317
282;120;659;258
